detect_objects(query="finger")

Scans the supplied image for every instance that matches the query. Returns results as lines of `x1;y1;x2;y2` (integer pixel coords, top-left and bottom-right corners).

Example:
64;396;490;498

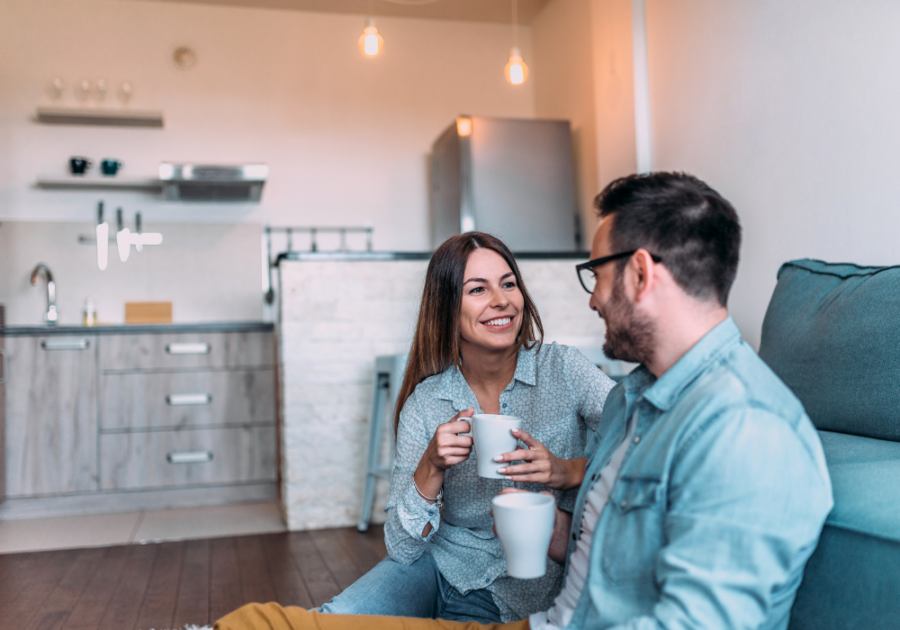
494;448;541;463
439;435;473;448
497;462;546;476
510;428;542;449
452;407;475;421
438;447;472;458
496;488;529;496
438;419;471;436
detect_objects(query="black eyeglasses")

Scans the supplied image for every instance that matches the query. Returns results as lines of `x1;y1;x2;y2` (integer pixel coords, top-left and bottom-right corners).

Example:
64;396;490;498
575;250;663;294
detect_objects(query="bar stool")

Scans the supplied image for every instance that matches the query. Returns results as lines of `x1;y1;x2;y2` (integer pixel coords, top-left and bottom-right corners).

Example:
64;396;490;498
357;353;408;532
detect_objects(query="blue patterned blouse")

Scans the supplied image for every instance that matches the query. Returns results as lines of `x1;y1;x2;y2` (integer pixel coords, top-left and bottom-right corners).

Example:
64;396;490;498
384;342;616;622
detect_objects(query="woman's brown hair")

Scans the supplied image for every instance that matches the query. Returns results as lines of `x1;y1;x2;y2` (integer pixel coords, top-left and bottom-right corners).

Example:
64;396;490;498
394;232;544;432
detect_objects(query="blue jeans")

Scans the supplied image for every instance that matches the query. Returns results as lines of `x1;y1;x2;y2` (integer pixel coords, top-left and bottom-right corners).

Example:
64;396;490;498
317;552;503;623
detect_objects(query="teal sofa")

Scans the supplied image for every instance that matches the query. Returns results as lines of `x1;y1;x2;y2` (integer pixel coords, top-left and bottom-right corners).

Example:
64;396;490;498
758;259;900;630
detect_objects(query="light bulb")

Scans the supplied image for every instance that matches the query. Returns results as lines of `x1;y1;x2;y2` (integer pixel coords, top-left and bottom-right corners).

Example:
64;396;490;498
358;19;383;57
456;116;473;137
505;47;529;85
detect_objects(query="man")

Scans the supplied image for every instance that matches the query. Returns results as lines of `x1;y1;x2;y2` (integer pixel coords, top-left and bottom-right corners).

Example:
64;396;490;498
216;172;832;630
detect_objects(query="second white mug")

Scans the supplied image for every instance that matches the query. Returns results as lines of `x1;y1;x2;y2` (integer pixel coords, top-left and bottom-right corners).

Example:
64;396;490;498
471;414;522;479
492;491;556;579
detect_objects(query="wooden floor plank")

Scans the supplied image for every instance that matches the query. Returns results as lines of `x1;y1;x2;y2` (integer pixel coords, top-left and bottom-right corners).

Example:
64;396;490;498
260;534;314;609
362;524;388;559
235;536;277;605
172;539;210;629
0;551;54;614
97;545;158;630
135;542;184;630
209;538;243;623
308;529;364;591
331;528;384;575
61;545;132;630
286;532;341;608
0;549;81;630
26;547;108;630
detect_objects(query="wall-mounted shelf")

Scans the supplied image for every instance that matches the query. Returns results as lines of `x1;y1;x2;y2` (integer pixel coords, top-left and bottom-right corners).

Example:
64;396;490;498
35;106;164;128
36;175;163;193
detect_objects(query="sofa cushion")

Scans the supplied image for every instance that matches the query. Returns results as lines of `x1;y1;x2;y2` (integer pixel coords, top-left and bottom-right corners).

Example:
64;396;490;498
759;258;900;441
788;430;900;630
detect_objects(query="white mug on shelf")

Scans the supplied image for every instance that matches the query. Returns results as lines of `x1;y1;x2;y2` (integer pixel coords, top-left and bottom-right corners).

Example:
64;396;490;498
470;414;522;479
491;492;556;579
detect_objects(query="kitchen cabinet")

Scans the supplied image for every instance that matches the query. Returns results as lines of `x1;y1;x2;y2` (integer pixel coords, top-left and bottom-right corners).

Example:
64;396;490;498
1;324;277;517
3;335;98;496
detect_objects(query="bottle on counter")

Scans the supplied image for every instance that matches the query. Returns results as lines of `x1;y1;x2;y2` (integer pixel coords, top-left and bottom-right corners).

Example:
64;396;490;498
82;297;98;327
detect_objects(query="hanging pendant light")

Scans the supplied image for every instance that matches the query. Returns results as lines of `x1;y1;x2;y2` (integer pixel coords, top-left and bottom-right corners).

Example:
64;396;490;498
359;0;383;60
505;0;529;85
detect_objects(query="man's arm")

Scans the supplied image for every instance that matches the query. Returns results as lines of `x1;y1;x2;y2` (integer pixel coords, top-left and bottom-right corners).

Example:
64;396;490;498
605;410;831;630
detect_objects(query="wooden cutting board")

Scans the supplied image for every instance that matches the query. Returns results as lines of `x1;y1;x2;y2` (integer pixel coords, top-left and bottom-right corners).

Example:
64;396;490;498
125;302;172;324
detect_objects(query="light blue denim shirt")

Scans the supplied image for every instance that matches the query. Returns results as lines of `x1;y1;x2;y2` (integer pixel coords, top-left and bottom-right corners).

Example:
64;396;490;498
564;317;833;630
384;342;616;622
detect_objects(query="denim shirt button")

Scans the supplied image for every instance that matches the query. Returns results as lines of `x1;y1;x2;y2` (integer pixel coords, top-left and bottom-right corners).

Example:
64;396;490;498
633;436;641;445
620;499;628;509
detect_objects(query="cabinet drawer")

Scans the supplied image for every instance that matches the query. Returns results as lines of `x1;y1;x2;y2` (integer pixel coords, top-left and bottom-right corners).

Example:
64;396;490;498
99;331;274;371
100;369;275;430
100;426;276;490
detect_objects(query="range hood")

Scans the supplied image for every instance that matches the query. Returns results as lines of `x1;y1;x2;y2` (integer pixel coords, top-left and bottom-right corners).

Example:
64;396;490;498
158;163;268;202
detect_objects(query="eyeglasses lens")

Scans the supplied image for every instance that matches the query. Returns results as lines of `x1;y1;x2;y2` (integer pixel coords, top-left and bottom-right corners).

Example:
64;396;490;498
578;268;596;294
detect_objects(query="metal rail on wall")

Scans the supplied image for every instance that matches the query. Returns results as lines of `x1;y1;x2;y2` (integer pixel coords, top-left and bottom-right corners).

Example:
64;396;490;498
262;226;374;304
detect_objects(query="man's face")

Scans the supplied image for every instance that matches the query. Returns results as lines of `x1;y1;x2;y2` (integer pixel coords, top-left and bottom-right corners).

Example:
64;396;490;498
588;218;655;365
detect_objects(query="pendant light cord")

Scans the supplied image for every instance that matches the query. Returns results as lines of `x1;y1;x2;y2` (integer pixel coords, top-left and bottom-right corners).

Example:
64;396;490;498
512;0;519;48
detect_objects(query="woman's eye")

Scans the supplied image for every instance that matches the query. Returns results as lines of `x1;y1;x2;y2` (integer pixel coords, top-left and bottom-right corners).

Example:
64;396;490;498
469;286;484;294
502;281;517;289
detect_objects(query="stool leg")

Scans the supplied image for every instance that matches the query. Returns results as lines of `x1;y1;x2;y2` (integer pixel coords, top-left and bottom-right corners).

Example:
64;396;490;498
358;372;389;532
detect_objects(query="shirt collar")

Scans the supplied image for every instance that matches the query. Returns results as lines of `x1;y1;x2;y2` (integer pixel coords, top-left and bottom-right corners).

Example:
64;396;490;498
435;344;538;409
642;316;742;411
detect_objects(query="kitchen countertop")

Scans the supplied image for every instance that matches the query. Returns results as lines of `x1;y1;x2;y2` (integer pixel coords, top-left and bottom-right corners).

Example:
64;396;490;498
0;321;275;337
275;250;590;265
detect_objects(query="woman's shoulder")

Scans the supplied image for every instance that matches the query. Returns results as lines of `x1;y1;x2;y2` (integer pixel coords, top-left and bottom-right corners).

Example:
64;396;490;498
531;341;590;367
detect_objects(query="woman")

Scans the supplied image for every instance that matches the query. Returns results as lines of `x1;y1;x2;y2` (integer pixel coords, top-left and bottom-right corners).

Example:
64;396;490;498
319;232;615;623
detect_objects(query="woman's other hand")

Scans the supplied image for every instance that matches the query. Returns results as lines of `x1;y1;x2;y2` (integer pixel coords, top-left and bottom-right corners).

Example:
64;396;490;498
423;407;475;471
494;428;587;490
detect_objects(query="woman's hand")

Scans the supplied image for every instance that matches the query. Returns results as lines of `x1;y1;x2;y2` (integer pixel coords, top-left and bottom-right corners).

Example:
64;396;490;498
493;488;572;564
422;407;475;473
494;428;587;490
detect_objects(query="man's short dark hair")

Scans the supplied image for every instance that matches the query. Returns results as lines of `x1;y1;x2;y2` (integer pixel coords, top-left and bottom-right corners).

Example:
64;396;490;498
595;172;741;306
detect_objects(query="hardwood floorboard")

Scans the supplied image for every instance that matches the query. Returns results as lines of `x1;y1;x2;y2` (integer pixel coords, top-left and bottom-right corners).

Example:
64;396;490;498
135;542;184;630
235;536;277;604
209;538;244;623
0;525;387;630
260;534;314;609
2;549;80;630
308;529;364;591
171;539;210;629
27;547;108;630
97;545;158;630
286;531;342;608
61;546;132;630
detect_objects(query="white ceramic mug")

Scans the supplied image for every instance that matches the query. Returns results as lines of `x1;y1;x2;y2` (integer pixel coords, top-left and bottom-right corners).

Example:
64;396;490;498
491;492;556;579
470;414;522;479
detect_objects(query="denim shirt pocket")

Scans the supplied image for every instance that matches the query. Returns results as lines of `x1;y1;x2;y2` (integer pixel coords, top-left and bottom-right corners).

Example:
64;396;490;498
601;476;665;584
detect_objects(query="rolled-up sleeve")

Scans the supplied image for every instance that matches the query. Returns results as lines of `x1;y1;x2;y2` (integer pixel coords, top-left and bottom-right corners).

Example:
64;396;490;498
384;390;443;564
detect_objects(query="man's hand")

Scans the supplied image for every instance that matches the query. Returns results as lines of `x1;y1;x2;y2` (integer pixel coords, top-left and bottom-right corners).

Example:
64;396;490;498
494;428;587;490
494;488;572;564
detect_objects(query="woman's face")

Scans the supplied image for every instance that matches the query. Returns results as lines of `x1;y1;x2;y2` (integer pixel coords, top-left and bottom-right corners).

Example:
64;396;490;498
458;248;525;352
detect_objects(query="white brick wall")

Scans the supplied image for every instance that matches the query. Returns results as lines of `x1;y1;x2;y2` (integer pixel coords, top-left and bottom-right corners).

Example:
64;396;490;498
278;257;607;531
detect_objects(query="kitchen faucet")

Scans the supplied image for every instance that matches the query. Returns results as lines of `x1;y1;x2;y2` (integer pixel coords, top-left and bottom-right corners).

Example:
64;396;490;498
30;263;58;325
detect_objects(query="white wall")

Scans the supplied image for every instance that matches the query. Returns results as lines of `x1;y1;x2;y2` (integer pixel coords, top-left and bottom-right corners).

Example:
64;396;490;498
0;0;536;322
0;221;263;325
531;0;638;245
645;0;900;346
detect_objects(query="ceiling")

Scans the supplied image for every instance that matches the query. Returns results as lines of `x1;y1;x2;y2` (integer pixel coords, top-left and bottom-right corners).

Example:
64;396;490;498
129;0;552;24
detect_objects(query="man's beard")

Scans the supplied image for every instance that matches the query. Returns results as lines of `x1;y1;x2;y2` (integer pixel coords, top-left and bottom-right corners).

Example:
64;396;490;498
600;276;656;366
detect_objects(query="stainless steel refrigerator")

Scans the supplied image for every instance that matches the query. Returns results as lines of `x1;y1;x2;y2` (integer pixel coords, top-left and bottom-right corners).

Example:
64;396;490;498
431;116;580;252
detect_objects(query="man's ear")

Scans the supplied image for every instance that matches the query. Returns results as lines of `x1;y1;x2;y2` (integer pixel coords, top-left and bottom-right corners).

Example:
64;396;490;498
628;249;659;302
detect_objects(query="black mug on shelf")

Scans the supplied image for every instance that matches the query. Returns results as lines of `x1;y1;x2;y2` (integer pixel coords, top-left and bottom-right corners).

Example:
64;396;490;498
69;156;92;175
101;158;123;177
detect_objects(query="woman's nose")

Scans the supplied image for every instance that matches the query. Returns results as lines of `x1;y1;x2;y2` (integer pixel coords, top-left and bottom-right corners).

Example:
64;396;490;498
490;286;509;307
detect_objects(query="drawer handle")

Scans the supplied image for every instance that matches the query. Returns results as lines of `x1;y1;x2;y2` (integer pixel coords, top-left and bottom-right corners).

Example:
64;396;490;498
167;451;213;464
166;393;212;406
166;342;210;355
0;348;7;385
41;339;89;351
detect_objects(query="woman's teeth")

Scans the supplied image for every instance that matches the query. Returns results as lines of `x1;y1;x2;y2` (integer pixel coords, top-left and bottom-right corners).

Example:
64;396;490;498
484;317;511;326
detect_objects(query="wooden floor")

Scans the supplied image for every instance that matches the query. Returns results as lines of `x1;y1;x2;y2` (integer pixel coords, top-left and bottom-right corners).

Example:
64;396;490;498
0;525;387;630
